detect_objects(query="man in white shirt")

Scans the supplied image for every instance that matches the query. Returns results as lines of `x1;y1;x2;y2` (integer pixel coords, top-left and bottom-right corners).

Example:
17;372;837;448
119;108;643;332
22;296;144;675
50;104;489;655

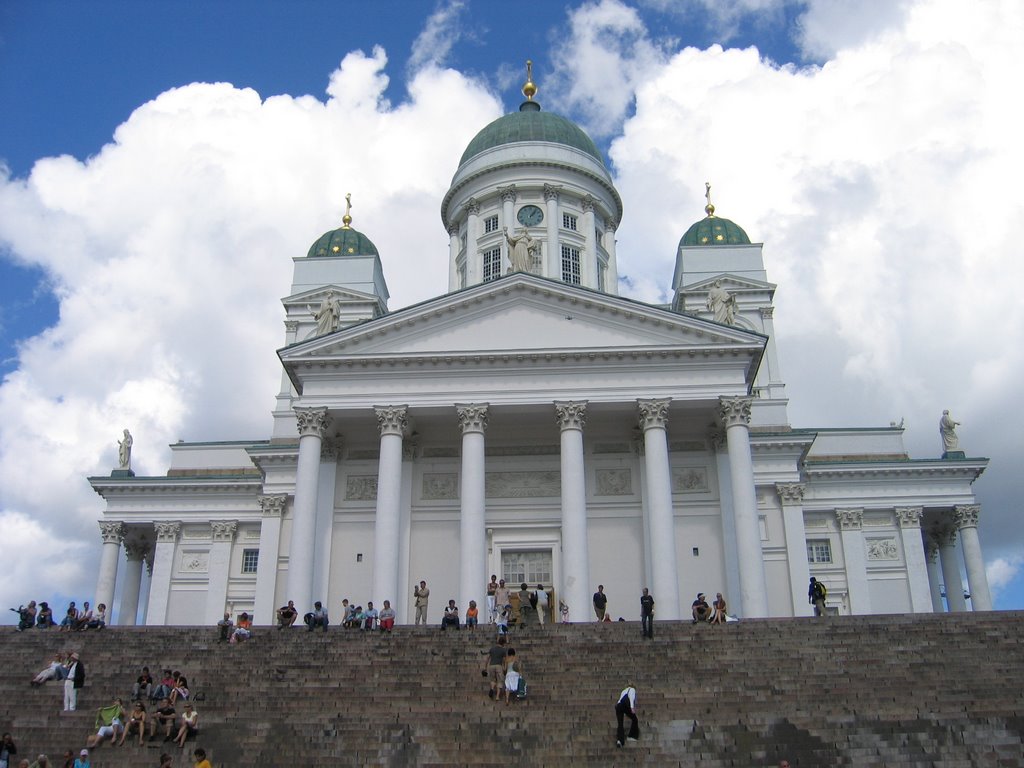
614;684;639;747
533;584;549;625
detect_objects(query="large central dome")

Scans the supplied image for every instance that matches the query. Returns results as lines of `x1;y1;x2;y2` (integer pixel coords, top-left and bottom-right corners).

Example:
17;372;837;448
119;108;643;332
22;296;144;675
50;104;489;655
459;104;605;168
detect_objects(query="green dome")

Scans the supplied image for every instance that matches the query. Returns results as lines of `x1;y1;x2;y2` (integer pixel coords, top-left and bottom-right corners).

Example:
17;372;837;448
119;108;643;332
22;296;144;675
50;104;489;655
307;226;379;258
679;216;751;247
459;104;605;168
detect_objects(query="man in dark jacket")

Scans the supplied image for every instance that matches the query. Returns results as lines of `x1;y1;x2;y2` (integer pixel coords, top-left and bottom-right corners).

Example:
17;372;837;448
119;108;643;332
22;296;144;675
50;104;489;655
63;653;85;711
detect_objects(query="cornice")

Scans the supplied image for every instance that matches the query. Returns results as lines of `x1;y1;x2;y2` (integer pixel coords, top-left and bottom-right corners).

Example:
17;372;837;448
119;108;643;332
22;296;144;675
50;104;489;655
803;459;988;481
89;475;263;497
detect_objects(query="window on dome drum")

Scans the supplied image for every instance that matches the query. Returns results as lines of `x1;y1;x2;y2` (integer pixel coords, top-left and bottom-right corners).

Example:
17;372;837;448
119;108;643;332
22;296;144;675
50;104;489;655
806;539;833;564
502;551;552;586
458;261;467;289
598;262;606;292
241;549;259;573
562;213;578;231
483;248;501;282
484;215;499;234
561;245;581;284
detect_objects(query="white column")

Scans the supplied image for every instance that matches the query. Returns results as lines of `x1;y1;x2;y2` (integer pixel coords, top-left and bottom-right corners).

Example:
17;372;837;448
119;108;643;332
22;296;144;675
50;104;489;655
895;507;932;612
712;430;741;608
836;509;871;614
603;221;619;295
314;436;342;604
955;504;992;611
118;541;147;626
924;533;945;612
776;484;812;617
499;186;517;273
372;406;407;609
94;522;123;624
637;399;680;620
254;495;286;624
544;184;560;279
556;401;590;621
203;521;237;624
719;397;769;617
581;195;596;289
397;437;417;624
288;407;329;614
465;199;481;285
457;404;489;615
938;526;967;612
448;224;460;292
146;522;180;625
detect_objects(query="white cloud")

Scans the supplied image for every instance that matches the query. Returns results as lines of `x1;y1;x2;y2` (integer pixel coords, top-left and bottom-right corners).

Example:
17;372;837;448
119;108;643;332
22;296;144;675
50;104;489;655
987;555;1023;593
408;0;467;72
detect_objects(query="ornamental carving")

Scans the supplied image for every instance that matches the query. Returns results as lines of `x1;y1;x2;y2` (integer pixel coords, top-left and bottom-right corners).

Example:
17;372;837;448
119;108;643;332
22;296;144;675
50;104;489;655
465;198;480;216
707;427;726;452
448;223;460;237
543;184;560;202
99;521;125;545
346;475;379;501
866;538;899;561
403;436;420;461
672;468;708;493
498;185;517;204
596;468;632;496
374;406;408;437
605;220;618;234
422;473;458;500
123;541;149;561
154;522;181;543
954;504;980;530
759;306;775;319
180;551;209;573
835;508;863;531
258;495;287;518
637;398;671;430
718;397;753;428
284;320;299;333
555;401;587;431
486;471;561;498
776;483;805;505
321;435;344;460
456;404;489;434
295;407;330;438
924;538;940;562
581;194;595;213
895;507;923;528
211;520;238;542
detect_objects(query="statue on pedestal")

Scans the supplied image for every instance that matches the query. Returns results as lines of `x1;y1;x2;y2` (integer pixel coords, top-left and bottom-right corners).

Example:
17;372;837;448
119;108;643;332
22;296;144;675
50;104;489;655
310;291;340;336
118;429;133;470
939;410;961;453
503;227;538;274
706;280;737;325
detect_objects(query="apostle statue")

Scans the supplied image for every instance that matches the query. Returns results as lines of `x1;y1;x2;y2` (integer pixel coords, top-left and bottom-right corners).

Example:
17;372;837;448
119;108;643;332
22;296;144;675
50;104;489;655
118;429;133;470
939;410;961;452
706;280;737;325
503;227;538;274
310;291;340;336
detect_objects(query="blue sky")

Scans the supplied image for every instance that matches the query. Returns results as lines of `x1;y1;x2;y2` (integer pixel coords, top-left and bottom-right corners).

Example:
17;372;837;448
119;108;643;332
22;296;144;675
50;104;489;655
2;0;1022;617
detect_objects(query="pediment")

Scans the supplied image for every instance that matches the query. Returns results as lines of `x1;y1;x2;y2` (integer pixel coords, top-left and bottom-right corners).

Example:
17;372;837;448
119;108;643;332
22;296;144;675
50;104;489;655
681;273;776;294
282;284;380;307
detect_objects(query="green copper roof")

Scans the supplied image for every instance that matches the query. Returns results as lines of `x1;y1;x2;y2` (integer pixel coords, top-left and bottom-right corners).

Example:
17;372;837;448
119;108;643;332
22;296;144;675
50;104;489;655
679;216;751;247
307;226;379;258
459;106;605;167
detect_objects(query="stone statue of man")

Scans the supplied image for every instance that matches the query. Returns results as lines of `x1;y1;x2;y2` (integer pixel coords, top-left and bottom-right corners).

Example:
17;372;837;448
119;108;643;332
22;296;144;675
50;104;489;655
706;280;737;325
504;227;537;274
118;429;133;469
309;291;340;336
939;410;960;452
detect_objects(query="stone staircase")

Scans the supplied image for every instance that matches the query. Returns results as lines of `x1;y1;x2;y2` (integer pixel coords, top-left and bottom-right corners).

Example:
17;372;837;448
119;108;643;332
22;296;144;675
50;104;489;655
2;612;1023;766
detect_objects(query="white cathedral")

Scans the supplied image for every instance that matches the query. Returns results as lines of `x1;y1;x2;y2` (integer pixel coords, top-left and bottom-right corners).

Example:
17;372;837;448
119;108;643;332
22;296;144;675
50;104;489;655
89;70;991;627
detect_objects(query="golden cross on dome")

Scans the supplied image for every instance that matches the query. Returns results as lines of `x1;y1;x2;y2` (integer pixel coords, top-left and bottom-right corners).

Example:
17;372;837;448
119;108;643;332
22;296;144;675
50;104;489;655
523;60;537;101
704;182;716;217
342;192;353;229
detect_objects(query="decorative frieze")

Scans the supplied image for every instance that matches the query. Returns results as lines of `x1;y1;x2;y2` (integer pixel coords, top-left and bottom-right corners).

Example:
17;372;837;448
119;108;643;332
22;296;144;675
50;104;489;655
456;403;489;434
954;504;980;530
374;406;408;437
593;443;631;454
486;471;560;498
718;396;753;428
596;468;632;496
776;483;805;505
422;473;458;500
555;401;587;431
211;520;238;542
154;522;181;543
669;440;707;452
671;467;708;493
707;427;727;452
422;446;459;458
895;507;923;528
99;521;125;545
487;445;559;457
637;398;671;430
258;494;287;518
180;551;209;573
835;508;864;531
348;449;381;461
866;538;899;560
346;475;379;501
295;407;330;439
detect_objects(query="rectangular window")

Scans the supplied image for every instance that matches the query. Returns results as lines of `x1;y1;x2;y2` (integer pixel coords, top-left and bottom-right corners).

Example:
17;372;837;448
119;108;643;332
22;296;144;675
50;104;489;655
562;213;578;231
806;539;833;564
561;245;581;284
484;215;499;234
483;248;501;282
241;549;259;573
501;551;552;586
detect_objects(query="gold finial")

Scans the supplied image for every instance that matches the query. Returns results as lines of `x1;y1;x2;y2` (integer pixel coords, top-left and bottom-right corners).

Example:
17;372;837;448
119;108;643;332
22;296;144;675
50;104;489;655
522;59;537;101
342;192;353;229
704;182;715;217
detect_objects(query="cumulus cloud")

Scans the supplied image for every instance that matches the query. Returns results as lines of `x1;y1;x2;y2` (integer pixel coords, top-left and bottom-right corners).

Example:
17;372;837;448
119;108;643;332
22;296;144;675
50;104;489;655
987;555;1023;606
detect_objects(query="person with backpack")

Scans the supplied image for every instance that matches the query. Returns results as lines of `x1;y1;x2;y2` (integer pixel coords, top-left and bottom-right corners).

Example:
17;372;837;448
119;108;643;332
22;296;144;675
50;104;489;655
809;577;827;616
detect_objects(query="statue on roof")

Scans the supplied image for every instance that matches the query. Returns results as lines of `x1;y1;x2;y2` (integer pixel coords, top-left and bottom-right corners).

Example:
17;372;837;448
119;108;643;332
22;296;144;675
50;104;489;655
504;227;538;274
939;410;961;453
310;291;341;336
706;280;737;325
118;429;133;470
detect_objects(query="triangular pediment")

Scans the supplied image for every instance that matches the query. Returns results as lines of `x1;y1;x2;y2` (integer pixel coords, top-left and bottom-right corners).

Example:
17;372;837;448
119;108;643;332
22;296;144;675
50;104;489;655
282;284;380;307
681;273;776;294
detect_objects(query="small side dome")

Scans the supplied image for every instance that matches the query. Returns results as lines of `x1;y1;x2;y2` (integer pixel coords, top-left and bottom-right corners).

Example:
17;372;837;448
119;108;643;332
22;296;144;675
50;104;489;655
307;193;379;257
679;183;751;247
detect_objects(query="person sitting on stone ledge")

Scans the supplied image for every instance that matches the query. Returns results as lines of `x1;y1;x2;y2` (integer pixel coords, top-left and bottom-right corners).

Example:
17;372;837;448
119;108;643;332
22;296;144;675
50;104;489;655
85;698;126;748
31;653;66;686
11;601;37;631
37;602;54;628
131;667;153;702
172;702;199;748
117;701;147;746
465;600;479;630
169;673;189;704
85;604;106;630
150;698;177;743
216;613;233;642
59;603;78;632
709;593;728;625
378;600;396;633
153;670;175;702
304;601;329;632
276;601;297;629
73;602;93;631
230;613;252;644
691;593;711;623
441;599;460;630
362;601;378;631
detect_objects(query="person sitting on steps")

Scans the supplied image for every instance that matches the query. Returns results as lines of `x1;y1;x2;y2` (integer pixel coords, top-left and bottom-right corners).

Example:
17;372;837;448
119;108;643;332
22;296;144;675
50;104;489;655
441;600;460;630
691;593;711;623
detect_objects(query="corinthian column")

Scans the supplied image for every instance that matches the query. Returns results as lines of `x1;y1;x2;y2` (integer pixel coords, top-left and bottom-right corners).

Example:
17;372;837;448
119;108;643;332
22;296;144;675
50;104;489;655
118;541;148;626
719;396;768;617
556;401;590;620
776;484;811;616
289;407;329;613
448;224;461;292
254;494;287;624
456;404;489;615
895;507;932;612
544;185;560;279
205;520;238;624
836;508;870;614
954;504;992;611
937;526;967;612
924;532;945;612
637;399;680;619
372;406;407;609
146;522;180;625
94;522;124;625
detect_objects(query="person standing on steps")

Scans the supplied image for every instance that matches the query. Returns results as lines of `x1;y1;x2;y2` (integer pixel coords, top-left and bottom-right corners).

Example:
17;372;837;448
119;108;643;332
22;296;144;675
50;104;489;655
486;575;499;623
809;577;827;616
414;580;430;626
614;683;639;747
640;588;654;639
593;585;608;621
63;653;84;712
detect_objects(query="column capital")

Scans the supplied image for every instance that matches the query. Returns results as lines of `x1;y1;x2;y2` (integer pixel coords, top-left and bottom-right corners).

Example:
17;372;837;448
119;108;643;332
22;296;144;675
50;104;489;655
835;508;864;530
154;521;181;543
637;398;671;430
295;407;330;438
543;183;560;202
759;306;775;319
581;194;595;213
456;403;489;435
554;400;587;431
465;197;480;216
284;319;299;333
924;535;940;562
895;506;923;528
775;483;805;505
718;396;753;428
99;521;125;544
498;185;517;204
123;540;149;561
258;494;287;518
448;222;460;237
211;520;238;542
954;504;980;530
604;219;618;234
321;435;344;460
374;405;409;437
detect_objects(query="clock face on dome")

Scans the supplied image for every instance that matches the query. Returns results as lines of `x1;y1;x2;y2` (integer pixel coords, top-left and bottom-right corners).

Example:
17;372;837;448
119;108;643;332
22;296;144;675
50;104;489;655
517;205;544;227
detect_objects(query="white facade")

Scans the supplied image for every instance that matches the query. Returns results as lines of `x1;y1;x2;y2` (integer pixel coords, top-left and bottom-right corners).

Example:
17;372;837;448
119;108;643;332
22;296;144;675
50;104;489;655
89;94;990;626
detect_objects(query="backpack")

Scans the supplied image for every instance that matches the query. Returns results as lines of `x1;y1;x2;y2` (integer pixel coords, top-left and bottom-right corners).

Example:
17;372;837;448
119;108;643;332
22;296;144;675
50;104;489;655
813;581;827;600
516;676;527;699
